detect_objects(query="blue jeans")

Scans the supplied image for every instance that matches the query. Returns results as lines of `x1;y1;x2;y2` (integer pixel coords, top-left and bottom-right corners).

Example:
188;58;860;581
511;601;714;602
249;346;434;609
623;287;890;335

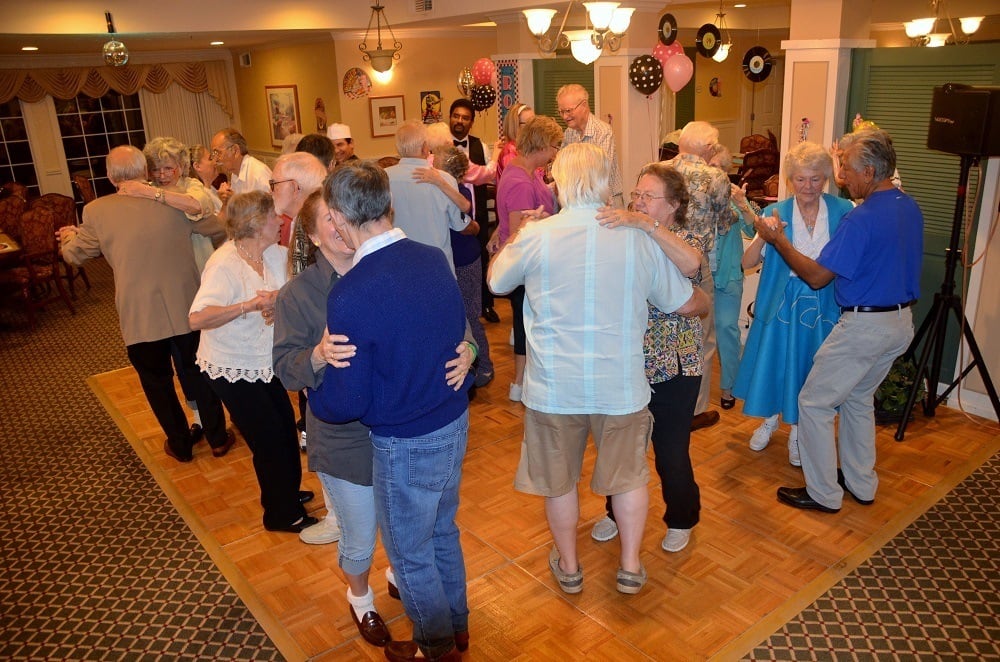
714;278;744;392
372;410;469;657
317;472;376;576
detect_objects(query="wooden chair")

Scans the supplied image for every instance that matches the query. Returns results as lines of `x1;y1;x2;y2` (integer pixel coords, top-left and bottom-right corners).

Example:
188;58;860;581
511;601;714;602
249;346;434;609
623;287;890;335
72;174;97;205
739;134;772;154
0;194;27;242
739;147;780;199
31;193;91;297
0;206;76;328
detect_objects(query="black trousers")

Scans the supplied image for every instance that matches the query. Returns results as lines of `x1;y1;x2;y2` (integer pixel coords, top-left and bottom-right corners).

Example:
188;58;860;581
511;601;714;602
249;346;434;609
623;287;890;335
606;375;702;529
126;332;227;459
478;214;493;311
208;376;305;529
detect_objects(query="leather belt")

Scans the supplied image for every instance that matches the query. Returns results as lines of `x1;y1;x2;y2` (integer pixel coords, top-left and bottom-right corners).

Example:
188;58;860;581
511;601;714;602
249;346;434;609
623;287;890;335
841;300;915;313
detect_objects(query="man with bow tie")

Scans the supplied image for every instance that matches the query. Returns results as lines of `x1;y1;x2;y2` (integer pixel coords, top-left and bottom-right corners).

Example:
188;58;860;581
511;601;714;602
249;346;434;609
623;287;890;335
449;99;501;324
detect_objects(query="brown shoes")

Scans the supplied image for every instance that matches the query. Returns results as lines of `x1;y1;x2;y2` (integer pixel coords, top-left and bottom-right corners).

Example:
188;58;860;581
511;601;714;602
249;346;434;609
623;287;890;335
211;430;236;458
350;606;391;647
690;410;720;431
384;640;461;661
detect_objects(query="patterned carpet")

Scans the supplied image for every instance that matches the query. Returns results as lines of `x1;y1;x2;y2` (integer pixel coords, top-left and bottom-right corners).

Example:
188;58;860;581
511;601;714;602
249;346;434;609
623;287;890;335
0;258;280;660
1;257;997;660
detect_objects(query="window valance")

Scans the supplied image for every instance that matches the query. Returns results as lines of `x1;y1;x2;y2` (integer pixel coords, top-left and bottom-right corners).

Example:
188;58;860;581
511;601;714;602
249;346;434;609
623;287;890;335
0;61;233;117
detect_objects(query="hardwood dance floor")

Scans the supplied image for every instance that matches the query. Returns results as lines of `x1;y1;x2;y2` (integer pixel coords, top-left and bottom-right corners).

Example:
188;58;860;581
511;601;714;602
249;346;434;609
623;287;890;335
89;299;999;661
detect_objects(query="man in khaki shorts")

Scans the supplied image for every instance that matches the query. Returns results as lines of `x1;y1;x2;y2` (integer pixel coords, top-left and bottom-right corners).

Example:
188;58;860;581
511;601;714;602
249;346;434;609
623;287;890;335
488;143;704;595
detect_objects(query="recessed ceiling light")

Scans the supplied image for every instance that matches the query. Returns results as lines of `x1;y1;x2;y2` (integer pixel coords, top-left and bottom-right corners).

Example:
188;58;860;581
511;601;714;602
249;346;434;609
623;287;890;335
210;41;225;46
734;3;747;7
22;46;39;51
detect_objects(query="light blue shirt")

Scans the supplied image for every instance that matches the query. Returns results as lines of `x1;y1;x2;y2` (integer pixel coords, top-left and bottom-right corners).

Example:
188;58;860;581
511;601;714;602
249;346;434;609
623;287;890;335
488;205;693;415
386;157;468;274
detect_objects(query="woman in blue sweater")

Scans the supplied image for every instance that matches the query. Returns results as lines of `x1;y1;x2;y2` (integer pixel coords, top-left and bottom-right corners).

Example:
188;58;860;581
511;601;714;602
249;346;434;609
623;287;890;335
308;162;473;662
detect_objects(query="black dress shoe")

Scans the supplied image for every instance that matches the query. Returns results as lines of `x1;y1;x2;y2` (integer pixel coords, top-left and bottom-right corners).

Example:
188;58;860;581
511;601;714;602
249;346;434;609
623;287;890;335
720;397;735;410
189;423;204;443
350;606;391;647
265;515;319;533
211;430;236;458
454;630;469;652
690;410;720;431
481;307;500;323
776;486;840;513
837;470;874;505
298;490;314;504
163;439;193;463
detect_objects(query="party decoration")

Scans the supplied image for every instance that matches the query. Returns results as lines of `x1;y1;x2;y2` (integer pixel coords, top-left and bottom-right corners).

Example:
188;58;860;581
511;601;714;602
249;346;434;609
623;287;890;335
628;55;663;97
742;46;773;83
664;54;694;93
658;13;678;46
343;68;372;100
696;24;721;58
457;68;474;98
469;84;497;111
652;42;675;68
472;58;496;86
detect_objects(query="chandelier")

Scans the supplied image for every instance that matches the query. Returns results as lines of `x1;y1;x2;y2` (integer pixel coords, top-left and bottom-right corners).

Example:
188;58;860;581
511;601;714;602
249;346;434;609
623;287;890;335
102;11;129;67
360;3;402;73
712;1;733;63
523;2;635;65
903;0;983;46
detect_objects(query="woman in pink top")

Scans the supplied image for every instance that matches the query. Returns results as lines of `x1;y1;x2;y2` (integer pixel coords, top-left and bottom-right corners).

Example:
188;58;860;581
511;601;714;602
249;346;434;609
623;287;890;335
490;116;562;402
496;103;535;182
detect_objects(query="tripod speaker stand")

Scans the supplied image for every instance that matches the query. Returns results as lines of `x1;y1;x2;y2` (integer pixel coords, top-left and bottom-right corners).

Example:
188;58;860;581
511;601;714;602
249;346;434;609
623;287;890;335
894;153;1000;440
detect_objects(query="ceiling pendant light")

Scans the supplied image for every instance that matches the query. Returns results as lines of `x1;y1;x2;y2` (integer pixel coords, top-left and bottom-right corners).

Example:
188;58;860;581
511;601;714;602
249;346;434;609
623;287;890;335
360;3;402;73
102;11;129;67
522;1;634;64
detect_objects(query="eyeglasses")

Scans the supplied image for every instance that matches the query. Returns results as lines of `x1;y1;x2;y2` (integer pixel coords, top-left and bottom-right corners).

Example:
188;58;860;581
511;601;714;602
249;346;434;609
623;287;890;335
557;99;586;117
151;165;177;174
268;179;296;191
209;144;234;158
550;143;561;151
630;190;667;203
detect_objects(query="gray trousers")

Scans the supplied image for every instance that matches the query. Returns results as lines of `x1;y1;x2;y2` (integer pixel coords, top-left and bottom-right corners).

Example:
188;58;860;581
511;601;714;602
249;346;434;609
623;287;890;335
797;308;913;509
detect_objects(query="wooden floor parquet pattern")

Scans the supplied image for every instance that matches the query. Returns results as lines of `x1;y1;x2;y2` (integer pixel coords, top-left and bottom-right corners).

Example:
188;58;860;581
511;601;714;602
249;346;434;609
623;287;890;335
89;298;999;661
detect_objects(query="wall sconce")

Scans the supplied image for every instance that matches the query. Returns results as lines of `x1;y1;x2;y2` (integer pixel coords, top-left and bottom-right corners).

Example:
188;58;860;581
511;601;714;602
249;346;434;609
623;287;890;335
712;1;733;63
903;1;984;46
523;1;635;65
360;3;401;73
102;11;129;67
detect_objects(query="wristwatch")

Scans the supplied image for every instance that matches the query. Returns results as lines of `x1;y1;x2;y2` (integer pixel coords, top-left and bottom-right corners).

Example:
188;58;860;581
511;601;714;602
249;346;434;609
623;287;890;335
153;189;164;203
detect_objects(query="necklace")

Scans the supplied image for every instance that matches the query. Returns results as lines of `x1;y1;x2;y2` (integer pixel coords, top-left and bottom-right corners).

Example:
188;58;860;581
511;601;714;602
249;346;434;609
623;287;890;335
235;240;263;266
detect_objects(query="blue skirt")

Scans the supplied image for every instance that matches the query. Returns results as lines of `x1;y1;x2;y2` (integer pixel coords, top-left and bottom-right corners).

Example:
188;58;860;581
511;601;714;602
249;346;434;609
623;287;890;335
733;277;839;423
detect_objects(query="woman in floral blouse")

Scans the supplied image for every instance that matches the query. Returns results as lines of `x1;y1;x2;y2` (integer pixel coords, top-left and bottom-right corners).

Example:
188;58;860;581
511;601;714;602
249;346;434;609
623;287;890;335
591;163;707;555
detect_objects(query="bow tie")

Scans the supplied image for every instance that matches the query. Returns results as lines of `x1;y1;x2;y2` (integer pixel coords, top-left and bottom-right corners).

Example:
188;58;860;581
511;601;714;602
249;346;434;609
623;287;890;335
453;139;468;148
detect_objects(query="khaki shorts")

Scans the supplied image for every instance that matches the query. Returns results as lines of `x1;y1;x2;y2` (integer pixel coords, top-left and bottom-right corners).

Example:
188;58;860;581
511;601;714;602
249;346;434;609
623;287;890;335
514;408;653;497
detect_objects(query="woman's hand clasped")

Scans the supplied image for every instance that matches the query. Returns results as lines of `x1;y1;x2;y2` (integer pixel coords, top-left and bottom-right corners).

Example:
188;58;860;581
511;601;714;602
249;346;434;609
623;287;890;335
596;206;651;233
753;210;786;244
314;328;356;369
445;342;474;391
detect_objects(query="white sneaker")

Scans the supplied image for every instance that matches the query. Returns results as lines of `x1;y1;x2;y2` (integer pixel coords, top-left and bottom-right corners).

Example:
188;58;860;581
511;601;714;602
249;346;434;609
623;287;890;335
298;516;340;544
590;516;619;542
661;528;691;552
509;383;523;402
749;421;776;451
298;430;307;451
788;429;801;467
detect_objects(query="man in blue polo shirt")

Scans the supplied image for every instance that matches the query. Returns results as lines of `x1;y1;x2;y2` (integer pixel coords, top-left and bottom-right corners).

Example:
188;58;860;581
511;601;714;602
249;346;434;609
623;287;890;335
753;129;922;513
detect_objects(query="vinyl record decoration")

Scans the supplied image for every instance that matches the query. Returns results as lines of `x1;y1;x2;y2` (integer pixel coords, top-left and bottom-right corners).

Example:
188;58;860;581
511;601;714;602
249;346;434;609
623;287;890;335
742;46;773;83
628;55;663;97
658;13;678;46
470;84;497;111
696;23;721;58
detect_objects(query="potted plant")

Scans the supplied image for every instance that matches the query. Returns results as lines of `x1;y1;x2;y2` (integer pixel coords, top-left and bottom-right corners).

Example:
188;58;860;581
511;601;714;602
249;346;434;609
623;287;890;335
874;356;926;425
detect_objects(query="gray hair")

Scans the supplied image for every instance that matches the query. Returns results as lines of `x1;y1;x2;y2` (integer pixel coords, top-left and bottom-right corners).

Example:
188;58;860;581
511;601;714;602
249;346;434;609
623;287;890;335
395;120;427;158
322;161;392;229
556;83;589;104
551;142;610;208
280;133;304;155
274;152;327;191
784;141;833;182
225;190;274;240
216;128;249;155
841;128;896;182
708;143;733;171
106;145;147;185
425;122;453;153
144;136;191;178
678;121;719;155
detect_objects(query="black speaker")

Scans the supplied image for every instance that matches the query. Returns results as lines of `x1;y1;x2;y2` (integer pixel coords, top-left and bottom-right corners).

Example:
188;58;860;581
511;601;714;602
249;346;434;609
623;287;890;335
927;83;1000;157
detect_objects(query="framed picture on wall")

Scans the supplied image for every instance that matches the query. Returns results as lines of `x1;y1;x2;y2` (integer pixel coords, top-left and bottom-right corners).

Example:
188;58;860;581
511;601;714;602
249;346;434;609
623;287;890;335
369;95;405;138
265;85;301;148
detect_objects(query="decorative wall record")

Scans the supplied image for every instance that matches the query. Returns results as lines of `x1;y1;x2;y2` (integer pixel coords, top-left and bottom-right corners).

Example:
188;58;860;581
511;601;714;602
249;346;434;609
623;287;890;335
658;14;678;46
696;24;721;58
742;46;773;82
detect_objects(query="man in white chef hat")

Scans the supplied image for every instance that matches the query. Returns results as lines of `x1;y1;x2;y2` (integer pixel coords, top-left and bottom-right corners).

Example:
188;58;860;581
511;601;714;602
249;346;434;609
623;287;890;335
327;123;359;169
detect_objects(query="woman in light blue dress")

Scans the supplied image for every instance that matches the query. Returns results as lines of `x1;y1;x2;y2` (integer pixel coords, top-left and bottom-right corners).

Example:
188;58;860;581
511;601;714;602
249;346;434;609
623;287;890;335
733;142;854;466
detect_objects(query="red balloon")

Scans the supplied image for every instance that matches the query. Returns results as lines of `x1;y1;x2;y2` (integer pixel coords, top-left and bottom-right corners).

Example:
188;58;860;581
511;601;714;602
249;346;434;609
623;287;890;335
471;58;496;86
663;42;684;60
652;43;674;67
665;54;694;93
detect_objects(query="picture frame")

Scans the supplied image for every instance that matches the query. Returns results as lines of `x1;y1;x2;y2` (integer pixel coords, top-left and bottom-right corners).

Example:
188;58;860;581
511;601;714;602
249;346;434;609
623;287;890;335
265;85;301;148
369;95;405;138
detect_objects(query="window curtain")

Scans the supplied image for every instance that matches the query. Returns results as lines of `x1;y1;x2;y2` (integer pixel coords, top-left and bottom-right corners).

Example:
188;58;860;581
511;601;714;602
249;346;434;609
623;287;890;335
0;61;233;118
140;83;232;150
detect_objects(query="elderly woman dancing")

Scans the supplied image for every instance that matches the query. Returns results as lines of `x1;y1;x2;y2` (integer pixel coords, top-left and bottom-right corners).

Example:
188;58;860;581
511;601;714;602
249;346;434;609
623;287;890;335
189;190;314;534
733;142;855;465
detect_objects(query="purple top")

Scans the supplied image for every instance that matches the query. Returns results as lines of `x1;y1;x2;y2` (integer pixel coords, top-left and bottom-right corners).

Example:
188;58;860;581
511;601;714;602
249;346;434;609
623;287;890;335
496;163;555;246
